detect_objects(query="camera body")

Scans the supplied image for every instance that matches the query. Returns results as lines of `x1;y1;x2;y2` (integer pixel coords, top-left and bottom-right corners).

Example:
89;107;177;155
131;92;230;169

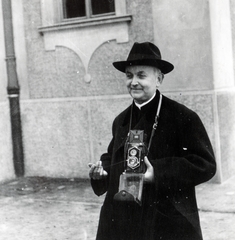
114;130;147;205
125;130;147;173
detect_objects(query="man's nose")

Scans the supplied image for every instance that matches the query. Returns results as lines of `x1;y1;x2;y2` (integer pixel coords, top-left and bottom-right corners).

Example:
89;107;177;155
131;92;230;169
131;76;138;86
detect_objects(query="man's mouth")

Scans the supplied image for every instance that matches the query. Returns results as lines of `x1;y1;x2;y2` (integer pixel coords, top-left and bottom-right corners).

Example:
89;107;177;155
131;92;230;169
131;88;142;91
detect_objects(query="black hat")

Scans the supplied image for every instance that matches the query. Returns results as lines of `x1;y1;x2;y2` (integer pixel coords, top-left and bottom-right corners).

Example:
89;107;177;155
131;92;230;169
113;42;174;74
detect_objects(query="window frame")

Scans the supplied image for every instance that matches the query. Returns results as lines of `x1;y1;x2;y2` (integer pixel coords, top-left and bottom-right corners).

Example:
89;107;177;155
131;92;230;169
38;0;131;33
61;0;116;22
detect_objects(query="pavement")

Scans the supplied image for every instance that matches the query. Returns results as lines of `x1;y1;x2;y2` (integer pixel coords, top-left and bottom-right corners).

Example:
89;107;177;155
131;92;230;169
0;176;234;240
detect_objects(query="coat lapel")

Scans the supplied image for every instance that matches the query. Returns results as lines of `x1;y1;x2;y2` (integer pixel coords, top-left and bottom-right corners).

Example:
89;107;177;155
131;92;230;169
113;90;161;155
113;118;130;155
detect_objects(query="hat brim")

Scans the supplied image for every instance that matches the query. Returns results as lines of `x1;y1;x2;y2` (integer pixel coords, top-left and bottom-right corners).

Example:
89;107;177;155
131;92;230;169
113;59;174;74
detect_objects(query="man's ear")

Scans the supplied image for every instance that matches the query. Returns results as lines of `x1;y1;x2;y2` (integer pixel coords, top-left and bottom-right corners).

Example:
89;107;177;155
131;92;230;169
156;74;163;87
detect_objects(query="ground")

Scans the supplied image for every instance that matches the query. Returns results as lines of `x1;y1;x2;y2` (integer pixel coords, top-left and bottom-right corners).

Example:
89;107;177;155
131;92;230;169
0;176;234;240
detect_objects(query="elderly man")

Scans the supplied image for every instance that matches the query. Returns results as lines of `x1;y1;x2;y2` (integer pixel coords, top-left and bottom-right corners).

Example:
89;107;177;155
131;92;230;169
89;42;216;240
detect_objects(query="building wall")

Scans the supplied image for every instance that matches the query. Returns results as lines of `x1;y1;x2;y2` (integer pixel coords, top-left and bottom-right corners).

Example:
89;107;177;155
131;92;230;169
0;102;15;182
152;0;213;92
228;0;235;179
152;0;235;182
18;0;155;178
1;0;234;181
152;0;217;181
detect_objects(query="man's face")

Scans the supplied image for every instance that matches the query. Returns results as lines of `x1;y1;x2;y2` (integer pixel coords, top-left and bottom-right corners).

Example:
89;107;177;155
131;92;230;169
125;65;162;104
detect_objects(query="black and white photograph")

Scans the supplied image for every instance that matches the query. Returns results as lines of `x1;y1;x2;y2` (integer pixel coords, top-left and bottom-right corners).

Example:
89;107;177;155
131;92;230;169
0;0;234;239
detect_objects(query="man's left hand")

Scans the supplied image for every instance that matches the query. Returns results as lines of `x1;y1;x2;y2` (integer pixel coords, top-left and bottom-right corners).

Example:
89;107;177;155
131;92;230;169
144;156;155;183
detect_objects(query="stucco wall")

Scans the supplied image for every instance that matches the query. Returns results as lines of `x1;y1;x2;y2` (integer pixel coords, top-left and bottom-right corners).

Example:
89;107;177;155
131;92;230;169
152;0;213;92
151;0;220;181
3;0;233;182
22;0;154;99
232;0;235;79
216;92;235;180
152;0;235;182
19;0;155;178
0;102;15;182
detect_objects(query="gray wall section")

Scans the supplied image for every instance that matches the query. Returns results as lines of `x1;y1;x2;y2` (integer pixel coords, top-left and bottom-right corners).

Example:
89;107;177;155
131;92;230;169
231;0;235;85
18;0;155;178
217;92;235;181
0;102;15;182
21;96;132;178
152;0;213;92
21;99;91;178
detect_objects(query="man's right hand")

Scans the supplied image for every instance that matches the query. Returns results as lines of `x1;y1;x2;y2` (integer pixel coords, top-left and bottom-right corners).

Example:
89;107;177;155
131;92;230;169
88;161;108;180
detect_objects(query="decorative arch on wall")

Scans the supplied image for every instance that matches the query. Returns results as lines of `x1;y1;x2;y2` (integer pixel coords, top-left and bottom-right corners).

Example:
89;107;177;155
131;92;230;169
39;0;131;83
40;23;130;83
87;40;130;95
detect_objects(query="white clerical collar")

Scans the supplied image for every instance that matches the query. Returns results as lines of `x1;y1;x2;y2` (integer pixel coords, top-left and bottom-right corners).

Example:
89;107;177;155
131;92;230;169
134;92;156;109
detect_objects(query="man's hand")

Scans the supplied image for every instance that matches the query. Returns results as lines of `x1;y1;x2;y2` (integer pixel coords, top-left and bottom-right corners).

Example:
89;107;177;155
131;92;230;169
144;156;154;183
88;161;108;180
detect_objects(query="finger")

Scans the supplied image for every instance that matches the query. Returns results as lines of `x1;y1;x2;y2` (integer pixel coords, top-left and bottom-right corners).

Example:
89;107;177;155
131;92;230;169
93;167;99;179
90;168;108;179
90;163;97;173
89;161;108;179
89;163;97;178
98;169;108;179
144;156;152;168
99;161;108;177
89;168;93;178
94;161;101;172
94;161;103;179
94;163;101;174
89;165;95;178
99;167;104;177
103;170;108;176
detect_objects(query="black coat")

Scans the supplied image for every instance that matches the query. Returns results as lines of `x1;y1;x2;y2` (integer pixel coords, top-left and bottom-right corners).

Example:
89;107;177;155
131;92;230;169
91;91;216;240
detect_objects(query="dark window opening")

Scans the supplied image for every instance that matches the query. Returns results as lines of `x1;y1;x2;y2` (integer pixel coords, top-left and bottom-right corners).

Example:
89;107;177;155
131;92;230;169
63;0;86;18
91;0;115;15
63;0;115;19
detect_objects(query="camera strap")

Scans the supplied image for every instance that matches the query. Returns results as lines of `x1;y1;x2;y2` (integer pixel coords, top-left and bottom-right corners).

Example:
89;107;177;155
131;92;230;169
128;93;163;154
147;93;162;154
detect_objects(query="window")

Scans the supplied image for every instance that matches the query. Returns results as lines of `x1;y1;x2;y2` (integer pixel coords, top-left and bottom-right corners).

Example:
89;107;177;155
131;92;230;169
38;0;131;33
63;0;115;19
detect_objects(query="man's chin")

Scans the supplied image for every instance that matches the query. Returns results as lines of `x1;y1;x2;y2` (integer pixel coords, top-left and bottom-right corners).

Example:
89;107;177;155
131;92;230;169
131;95;145;104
